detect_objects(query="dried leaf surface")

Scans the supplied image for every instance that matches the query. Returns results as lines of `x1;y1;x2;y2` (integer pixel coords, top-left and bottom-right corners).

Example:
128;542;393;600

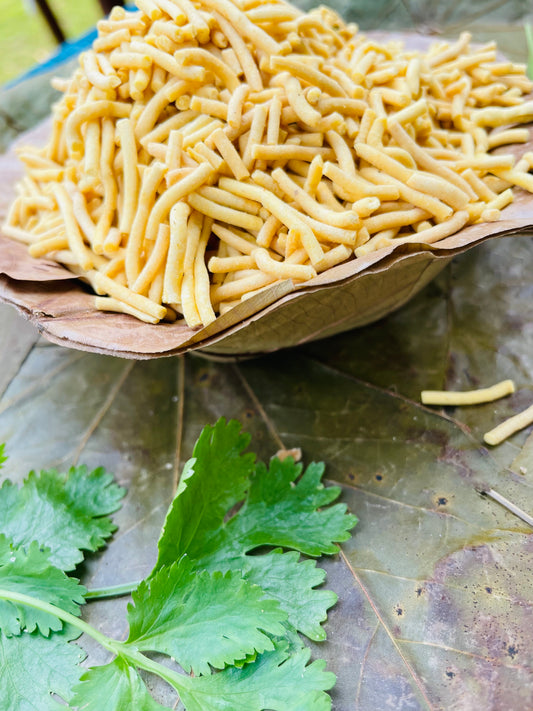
1;229;533;709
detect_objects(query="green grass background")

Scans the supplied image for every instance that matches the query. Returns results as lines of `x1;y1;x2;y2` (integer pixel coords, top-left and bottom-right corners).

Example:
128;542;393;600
0;0;102;84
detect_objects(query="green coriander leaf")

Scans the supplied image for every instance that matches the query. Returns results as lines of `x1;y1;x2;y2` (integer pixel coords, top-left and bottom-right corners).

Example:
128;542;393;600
152;422;355;641
242;550;337;642
0;535;85;636
126;557;286;676
233;650;258;667
177;639;335;711
155;419;254;570
231;458;357;556
0;445;6;470
183;548;336;642
189;459;356;568
58;465;124;518
0;465;125;571
70;658;170;711
158;451;355;567
0;627;85;710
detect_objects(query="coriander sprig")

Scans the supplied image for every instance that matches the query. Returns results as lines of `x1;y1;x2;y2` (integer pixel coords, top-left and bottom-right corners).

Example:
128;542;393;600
0;419;356;710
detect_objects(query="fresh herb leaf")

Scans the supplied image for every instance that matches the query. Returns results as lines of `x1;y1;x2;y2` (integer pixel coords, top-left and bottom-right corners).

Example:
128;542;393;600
0;445;6;470
154;425;356;639
0;535;85;636
219;458;356;556
0;627;85;710
177;639;336;711
71;658;170;711
0;588;335;711
126;557;286;675
0;420;355;710
158;445;355;569
242;550;337;641
0;465;125;571
155;419;255;570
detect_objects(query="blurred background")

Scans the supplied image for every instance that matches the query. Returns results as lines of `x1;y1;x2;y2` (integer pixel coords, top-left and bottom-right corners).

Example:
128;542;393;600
0;0;103;85
1;0;530;84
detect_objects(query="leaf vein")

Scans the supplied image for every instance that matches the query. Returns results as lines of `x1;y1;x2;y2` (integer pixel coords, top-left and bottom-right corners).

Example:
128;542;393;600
72;361;135;466
233;365;286;451
340;549;436;711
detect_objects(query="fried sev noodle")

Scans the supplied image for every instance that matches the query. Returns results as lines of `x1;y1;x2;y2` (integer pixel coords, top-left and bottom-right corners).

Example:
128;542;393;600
4;0;533;327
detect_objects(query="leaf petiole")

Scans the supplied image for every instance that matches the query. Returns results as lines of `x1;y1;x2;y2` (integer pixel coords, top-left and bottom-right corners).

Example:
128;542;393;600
0;588;189;694
85;581;140;600
0;588;117;654
526;23;533;79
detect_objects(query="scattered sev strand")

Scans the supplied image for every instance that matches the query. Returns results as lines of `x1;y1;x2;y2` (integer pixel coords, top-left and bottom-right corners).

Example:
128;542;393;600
421;379;516;406
4;0;533;327
421;378;533;448
484;403;533;446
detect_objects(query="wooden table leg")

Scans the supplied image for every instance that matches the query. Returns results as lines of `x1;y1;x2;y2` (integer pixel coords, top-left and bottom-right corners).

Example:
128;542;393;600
98;0;125;13
35;0;126;45
35;0;66;44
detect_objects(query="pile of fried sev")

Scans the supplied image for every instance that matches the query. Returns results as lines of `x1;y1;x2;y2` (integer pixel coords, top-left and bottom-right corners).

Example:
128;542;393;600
4;0;533;327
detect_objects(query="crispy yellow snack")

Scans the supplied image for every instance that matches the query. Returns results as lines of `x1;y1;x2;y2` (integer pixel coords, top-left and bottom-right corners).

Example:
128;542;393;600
5;1;533;327
421;379;516;406
484;403;533;446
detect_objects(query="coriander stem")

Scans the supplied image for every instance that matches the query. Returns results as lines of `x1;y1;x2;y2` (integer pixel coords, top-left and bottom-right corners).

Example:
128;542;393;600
0;588;190;694
0;588;118;655
117;644;193;693
526;23;533;79
85;581;141;599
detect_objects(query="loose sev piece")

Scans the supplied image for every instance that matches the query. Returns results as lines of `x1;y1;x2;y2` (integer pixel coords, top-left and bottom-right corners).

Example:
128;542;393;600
484;404;533;446
5;1;533;326
421;379;515;406
421;378;533;447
